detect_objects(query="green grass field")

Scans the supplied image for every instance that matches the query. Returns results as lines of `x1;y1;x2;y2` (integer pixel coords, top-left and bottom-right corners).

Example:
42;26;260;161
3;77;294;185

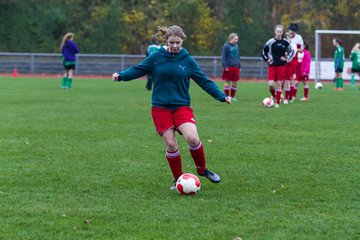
0;76;359;240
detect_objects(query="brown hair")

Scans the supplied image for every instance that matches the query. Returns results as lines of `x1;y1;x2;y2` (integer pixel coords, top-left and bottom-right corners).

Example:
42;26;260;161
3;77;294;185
60;32;74;50
227;33;238;43
157;25;186;40
333;38;342;46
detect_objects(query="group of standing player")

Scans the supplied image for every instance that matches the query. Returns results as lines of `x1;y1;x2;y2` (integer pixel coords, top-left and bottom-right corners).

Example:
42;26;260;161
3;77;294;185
261;23;311;108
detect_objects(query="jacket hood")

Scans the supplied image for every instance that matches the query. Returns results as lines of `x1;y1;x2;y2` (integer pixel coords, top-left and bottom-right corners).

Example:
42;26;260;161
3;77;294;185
158;46;190;60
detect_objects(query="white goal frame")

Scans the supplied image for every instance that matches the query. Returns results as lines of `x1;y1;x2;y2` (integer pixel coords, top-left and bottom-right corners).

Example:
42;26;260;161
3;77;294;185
314;30;360;83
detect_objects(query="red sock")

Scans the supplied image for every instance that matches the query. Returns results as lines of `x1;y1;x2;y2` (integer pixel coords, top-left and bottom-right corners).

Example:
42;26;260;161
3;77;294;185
224;86;230;97
276;88;282;104
230;86;237;98
269;86;275;98
189;142;206;174
304;86;309;98
290;85;294;99
285;88;291;100
166;149;183;180
293;85;298;98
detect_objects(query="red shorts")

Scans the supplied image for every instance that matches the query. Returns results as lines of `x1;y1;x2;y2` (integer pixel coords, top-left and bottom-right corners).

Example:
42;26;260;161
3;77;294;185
151;106;196;135
285;60;298;80
222;67;240;81
268;65;285;81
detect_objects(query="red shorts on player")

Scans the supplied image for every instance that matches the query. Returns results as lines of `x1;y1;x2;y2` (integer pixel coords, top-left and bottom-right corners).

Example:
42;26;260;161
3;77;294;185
151;106;196;135
285;59;298;80
268;65;285;81
222;67;240;81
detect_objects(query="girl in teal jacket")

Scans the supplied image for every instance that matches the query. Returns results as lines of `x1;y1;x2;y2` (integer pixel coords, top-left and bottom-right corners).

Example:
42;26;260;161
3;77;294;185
112;25;231;191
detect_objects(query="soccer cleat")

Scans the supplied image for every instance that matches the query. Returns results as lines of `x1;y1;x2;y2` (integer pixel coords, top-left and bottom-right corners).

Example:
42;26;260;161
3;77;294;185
198;169;221;183
289;97;296;103
274;103;280;108
283;99;288;104
300;97;308;102
170;180;177;191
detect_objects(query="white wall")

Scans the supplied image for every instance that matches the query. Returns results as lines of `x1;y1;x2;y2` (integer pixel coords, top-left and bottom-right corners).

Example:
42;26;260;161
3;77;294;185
310;60;353;80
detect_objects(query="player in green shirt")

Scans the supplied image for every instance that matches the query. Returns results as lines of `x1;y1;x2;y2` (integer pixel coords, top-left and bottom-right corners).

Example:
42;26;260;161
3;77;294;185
349;43;360;87
333;38;345;91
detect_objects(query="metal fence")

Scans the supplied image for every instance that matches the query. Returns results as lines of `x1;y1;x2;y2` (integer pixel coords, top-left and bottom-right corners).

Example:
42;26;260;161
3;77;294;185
0;52;267;79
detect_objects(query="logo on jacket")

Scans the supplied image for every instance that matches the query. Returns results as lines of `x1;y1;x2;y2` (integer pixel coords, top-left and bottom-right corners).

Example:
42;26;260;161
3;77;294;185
179;65;186;71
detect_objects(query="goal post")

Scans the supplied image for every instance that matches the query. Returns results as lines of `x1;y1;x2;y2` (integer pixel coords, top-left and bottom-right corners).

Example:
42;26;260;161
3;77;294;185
314;30;360;83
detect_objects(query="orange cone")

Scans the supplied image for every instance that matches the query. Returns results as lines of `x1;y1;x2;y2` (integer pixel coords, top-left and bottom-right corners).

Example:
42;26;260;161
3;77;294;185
13;67;18;78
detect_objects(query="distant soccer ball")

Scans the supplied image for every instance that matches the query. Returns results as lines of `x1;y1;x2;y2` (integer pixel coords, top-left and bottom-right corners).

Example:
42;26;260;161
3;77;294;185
262;97;274;108
315;82;323;90
176;173;201;195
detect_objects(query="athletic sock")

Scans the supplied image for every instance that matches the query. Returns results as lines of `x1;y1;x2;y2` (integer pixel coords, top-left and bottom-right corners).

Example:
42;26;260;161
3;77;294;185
269;86;276;98
166;149;183;180
293;85;298;98
285;88;291;100
224;86;230;97
61;77;67;88
189;142;206;174
351;75;355;86
276;88;282;104
290;85;295;99
230;86;237;98
335;78;339;88
304;86;309;98
339;78;344;88
67;78;72;88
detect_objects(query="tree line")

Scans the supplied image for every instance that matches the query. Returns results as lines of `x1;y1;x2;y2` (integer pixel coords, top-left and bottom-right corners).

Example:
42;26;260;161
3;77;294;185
0;0;359;57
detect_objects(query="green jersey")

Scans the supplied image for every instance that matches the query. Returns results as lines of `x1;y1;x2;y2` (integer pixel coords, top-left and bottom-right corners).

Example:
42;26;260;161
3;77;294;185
334;45;345;70
350;51;360;70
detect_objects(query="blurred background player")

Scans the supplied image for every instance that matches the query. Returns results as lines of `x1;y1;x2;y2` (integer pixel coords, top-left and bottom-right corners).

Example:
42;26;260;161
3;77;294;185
349;43;360;88
112;25;231;190
333;38;345;91
261;24;294;108
285;23;304;103
297;42;311;101
221;33;241;101
60;32;79;90
145;35;161;91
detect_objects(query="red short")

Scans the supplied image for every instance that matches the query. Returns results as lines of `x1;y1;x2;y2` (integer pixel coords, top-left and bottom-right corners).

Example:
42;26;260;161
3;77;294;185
285;60;298;80
222;67;240;81
268;65;285;81
151;106;196;135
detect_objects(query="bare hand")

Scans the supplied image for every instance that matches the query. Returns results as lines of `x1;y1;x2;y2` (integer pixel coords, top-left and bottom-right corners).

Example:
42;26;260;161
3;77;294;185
112;72;120;81
225;96;232;104
280;56;286;61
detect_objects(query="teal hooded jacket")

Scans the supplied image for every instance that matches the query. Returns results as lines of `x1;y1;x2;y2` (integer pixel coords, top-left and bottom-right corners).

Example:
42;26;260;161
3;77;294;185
118;47;226;110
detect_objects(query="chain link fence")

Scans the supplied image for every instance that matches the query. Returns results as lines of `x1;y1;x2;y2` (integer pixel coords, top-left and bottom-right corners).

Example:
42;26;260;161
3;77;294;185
0;52;267;79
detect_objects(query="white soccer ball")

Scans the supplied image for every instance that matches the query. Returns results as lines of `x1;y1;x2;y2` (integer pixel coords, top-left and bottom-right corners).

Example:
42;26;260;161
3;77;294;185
262;97;274;108
315;82;323;90
176;173;201;195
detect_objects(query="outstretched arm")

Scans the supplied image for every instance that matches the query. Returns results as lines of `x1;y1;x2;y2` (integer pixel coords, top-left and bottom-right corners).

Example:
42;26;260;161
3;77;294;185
112;55;154;82
190;57;230;104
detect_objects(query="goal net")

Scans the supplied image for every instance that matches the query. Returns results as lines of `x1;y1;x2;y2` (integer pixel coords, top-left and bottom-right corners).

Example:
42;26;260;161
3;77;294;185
314;30;360;83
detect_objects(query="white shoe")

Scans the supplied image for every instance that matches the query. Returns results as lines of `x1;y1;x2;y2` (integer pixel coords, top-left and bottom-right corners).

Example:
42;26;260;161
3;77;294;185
300;97;308;102
170;181;177;191
274;103;280;108
283;99;288;104
290;97;296;103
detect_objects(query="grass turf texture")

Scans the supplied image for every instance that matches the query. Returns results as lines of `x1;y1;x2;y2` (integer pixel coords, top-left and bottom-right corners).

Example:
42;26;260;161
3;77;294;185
0;77;359;240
